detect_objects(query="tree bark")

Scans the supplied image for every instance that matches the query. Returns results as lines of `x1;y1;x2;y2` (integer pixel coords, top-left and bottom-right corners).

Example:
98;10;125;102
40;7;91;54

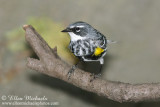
23;25;160;102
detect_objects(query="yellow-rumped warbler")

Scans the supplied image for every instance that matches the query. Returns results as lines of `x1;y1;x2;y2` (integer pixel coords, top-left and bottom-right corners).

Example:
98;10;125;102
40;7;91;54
62;21;111;79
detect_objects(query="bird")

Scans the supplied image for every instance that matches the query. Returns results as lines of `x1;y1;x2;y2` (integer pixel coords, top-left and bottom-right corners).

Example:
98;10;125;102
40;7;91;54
61;21;110;80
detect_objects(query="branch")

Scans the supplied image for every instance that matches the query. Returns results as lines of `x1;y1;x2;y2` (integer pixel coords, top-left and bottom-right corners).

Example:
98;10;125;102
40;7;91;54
23;25;160;102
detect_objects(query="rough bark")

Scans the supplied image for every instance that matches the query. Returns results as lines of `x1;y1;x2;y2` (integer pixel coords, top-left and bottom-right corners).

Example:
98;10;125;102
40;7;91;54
23;25;160;102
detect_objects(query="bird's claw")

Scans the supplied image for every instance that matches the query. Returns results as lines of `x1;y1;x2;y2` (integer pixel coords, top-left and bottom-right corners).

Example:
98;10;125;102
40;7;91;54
67;65;77;80
90;73;101;82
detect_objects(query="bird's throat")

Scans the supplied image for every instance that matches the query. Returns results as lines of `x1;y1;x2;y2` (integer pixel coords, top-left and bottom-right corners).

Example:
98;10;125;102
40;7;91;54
68;32;84;41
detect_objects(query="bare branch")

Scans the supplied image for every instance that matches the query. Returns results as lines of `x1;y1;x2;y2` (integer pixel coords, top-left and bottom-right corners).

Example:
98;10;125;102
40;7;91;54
27;58;44;72
23;25;160;102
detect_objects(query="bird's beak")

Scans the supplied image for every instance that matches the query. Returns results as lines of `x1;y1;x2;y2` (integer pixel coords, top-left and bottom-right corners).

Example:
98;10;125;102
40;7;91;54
61;28;72;32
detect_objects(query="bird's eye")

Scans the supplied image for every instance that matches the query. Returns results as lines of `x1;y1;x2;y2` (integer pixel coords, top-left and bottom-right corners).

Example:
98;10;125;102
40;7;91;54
75;27;80;32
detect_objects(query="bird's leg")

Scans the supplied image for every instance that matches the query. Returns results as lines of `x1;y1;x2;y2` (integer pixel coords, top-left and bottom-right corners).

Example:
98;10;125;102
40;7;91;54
97;64;102;76
90;64;102;82
67;61;80;80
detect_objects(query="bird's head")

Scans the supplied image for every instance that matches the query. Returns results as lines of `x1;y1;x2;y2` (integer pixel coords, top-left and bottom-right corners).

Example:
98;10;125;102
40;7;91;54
61;21;96;41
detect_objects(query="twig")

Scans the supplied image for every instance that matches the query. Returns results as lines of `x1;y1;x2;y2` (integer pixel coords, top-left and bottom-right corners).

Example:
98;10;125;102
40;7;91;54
23;25;160;102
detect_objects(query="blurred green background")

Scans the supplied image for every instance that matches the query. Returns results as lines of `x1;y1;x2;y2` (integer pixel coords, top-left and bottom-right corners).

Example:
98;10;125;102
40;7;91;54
0;0;160;107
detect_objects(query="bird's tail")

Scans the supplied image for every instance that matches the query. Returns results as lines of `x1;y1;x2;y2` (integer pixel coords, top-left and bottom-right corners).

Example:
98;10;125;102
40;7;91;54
107;40;117;44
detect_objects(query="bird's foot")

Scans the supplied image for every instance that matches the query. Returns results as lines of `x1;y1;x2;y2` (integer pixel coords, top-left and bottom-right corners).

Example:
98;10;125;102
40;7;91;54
67;65;77;80
90;73;101;82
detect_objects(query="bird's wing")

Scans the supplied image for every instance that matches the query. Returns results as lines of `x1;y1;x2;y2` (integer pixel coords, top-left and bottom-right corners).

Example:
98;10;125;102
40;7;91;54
78;39;95;56
82;36;107;57
98;36;107;49
91;36;107;56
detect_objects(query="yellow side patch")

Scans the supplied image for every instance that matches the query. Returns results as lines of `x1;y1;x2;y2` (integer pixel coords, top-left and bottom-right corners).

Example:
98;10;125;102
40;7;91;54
93;47;104;56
